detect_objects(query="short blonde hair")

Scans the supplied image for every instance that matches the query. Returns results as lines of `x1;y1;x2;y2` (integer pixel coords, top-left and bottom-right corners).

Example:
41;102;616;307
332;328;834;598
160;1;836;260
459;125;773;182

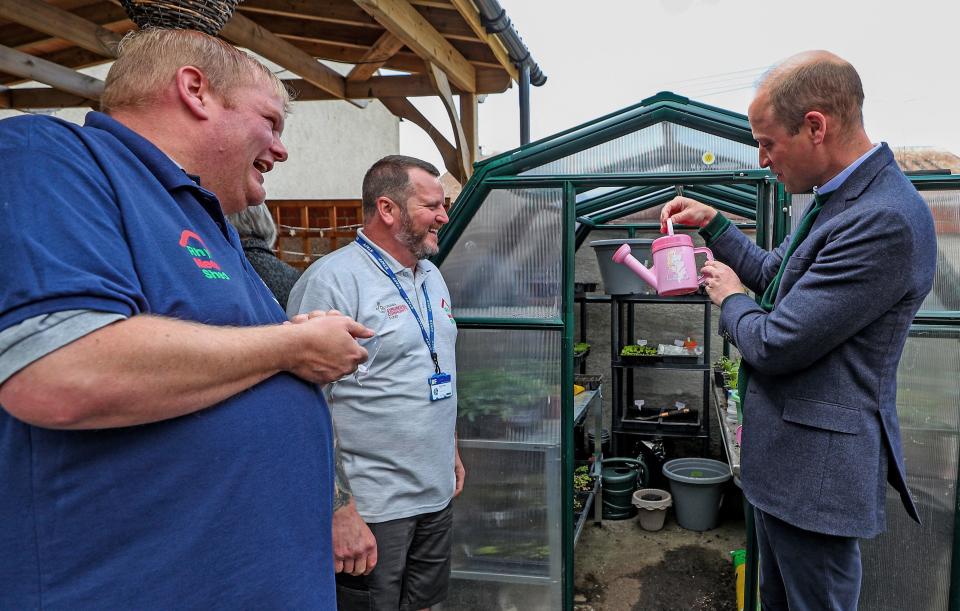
101;28;290;113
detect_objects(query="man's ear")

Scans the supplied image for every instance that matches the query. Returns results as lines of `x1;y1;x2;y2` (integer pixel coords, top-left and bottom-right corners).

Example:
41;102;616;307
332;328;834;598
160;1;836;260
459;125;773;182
803;111;827;145
175;65;211;120
377;196;400;227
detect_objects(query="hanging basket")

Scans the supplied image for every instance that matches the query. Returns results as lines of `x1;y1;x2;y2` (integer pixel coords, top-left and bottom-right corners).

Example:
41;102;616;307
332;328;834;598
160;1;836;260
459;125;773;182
120;0;242;36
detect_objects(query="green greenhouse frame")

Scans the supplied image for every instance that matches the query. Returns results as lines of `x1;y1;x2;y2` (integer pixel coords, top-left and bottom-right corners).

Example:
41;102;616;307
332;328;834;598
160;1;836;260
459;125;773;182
433;92;960;611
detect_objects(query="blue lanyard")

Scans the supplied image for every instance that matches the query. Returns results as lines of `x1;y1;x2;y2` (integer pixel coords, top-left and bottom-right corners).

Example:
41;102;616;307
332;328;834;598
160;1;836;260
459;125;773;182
356;236;440;373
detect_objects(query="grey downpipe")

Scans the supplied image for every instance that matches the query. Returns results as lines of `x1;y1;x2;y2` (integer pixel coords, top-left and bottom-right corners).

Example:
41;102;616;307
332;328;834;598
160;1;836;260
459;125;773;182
520;64;530;145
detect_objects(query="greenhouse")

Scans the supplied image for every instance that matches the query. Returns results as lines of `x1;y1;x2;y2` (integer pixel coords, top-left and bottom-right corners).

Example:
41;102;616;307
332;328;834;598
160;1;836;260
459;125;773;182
434;91;960;610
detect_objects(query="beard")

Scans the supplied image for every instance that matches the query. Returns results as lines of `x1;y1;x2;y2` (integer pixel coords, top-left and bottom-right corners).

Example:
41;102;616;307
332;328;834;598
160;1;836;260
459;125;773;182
396;205;438;260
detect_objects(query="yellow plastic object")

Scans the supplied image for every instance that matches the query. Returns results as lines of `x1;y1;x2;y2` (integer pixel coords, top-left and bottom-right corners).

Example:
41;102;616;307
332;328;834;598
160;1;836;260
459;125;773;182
731;549;746;611
573;384;585;396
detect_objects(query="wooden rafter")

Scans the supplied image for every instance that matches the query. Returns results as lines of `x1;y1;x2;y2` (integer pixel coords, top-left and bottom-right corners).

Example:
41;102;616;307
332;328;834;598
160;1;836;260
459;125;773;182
380;96;463;182
0;0;121;59
352;0;476;93
427;62;470;180
239;0;379;28
0;43;103;100
448;0;518;82
2;2;130;55
2;87;89;109
220;12;363;107
4;70;511;109
346;31;404;82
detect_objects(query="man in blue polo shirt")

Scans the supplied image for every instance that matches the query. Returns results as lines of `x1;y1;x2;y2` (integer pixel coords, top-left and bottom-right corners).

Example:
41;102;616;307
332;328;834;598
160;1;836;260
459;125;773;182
0;29;371;609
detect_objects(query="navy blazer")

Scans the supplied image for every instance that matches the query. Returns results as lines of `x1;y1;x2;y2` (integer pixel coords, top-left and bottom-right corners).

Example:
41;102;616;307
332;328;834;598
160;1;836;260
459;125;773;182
713;144;935;538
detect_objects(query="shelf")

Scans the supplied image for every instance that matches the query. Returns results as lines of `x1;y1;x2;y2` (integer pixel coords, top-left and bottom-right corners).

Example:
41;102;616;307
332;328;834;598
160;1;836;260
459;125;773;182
613;360;709;371
712;382;741;484
573;490;595;546
572;388;600;424
573;294;612;304
609;291;712;455
611;293;712;304
450;569;556;586
613;426;709;440
458;438;559;451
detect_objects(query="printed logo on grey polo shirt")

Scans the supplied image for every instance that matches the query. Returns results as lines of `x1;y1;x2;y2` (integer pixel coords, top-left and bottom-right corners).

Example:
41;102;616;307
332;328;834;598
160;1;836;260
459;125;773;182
377;301;409;319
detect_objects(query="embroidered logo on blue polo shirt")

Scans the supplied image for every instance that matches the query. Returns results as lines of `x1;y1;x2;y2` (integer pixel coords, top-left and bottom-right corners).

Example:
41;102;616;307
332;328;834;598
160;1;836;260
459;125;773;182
179;230;230;281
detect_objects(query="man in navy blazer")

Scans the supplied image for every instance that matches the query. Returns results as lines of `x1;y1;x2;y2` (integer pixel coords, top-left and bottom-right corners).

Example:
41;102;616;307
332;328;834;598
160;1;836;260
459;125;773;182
662;50;936;610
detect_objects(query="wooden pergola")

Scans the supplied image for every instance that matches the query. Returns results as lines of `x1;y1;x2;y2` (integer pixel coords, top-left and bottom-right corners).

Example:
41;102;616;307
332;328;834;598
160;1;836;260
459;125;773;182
0;0;541;182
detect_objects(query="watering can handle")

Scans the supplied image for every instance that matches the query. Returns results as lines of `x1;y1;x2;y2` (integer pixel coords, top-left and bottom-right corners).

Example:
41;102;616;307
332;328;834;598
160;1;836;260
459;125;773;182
694;247;714;284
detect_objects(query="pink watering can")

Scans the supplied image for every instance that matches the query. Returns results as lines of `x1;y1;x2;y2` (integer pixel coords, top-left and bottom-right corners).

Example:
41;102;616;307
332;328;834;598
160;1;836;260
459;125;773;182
611;219;714;296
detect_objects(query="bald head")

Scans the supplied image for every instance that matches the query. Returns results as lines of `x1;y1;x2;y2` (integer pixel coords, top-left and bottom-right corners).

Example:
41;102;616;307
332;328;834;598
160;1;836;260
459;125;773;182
756;50;865;139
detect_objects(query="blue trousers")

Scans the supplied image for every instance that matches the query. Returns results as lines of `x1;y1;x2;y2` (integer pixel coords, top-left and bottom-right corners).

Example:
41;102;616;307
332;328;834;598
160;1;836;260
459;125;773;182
754;507;862;611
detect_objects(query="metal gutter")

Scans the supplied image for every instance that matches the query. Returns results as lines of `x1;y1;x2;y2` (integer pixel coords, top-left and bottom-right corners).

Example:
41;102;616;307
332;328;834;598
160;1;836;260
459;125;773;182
474;0;546;86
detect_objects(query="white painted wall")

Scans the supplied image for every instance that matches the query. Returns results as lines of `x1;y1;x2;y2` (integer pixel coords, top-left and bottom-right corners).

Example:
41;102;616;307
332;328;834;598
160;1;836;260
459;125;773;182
265;98;398;199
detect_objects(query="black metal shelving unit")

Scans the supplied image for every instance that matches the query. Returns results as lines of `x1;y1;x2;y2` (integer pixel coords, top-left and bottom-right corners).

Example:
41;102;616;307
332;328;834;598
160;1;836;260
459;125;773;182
609;293;712;455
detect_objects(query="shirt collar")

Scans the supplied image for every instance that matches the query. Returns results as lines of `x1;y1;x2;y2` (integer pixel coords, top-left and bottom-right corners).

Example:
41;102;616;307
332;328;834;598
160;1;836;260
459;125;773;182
355;228;431;278
815;143;881;196
83;111;206;193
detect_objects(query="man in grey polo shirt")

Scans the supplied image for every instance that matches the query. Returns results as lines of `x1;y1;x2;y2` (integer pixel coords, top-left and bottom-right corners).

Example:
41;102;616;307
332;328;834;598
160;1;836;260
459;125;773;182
287;155;464;610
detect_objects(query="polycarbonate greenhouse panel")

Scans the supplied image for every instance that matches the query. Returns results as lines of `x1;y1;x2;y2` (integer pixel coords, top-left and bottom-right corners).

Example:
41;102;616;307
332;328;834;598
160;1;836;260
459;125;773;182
792;189;960;312
455;328;562;444
894;332;960;431
447;445;561;609
920;189;960;312
789;193;814;235
520;121;760;176
449;327;562;609
858;330;959;611
441;188;563;319
440;579;560;611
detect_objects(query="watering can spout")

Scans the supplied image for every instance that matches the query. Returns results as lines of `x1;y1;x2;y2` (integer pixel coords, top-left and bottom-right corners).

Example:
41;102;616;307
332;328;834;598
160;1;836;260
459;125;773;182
612;244;658;291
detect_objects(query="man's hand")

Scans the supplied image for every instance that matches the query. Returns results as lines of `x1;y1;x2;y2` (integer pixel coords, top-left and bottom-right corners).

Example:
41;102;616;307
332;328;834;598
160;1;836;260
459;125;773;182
660;196;718;232
701;260;747;306
332;499;378;575
283;313;374;384
454;447;466;497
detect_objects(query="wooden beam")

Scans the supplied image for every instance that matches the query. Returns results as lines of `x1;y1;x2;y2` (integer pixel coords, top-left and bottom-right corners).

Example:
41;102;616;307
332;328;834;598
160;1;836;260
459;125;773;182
0;88;10;108
7;87;90;109
237;11;382;48
239;0;378;28
346;31;405;82
352;0;476;93
380;96;464;183
0;0;121;58
221;12;362;107
0;43;102;100
293;68;508;100
4;70;512;109
448;0;518;82
0;45;112;86
427;62;470;181
2;2;130;55
460;91;477;166
407;5;476;42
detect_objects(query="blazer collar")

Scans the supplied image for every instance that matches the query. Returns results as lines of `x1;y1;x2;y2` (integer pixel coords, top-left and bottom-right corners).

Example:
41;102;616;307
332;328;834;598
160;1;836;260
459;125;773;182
825;142;895;205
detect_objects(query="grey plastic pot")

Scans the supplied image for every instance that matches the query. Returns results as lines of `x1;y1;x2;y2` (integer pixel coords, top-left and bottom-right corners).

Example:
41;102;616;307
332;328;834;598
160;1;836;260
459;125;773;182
662;458;730;531
590;239;655;295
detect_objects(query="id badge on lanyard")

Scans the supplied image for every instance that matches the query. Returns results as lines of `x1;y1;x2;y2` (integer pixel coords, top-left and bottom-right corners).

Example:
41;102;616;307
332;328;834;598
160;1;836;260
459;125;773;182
429;372;453;401
357;236;453;402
